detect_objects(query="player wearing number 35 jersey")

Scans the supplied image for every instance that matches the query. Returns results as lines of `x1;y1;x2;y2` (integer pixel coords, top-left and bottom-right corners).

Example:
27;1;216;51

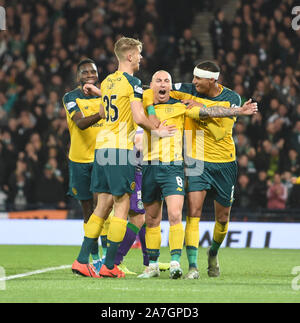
72;37;176;279
92;70;143;196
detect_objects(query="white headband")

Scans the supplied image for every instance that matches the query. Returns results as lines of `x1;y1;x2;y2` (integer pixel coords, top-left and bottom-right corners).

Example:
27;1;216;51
193;67;220;80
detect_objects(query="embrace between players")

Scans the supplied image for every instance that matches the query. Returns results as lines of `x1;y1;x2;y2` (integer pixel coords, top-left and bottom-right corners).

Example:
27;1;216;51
63;37;258;279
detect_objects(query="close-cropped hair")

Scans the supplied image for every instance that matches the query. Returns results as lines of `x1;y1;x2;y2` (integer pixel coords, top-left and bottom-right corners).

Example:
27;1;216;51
77;58;96;73
196;60;220;73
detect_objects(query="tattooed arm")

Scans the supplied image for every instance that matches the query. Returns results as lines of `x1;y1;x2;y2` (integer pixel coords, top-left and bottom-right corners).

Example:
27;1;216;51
184;99;258;119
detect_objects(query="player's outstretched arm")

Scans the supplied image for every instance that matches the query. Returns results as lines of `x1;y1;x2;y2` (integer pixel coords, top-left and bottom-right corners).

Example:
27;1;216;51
183;99;258;119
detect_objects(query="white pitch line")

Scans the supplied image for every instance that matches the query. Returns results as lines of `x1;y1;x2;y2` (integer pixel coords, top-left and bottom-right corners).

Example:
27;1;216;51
0;265;71;281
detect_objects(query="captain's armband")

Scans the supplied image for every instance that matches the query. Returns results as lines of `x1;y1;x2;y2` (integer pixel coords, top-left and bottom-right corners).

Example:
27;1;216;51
147;105;156;116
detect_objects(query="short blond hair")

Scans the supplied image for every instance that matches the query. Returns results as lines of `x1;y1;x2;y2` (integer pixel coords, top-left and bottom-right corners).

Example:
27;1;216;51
114;37;142;62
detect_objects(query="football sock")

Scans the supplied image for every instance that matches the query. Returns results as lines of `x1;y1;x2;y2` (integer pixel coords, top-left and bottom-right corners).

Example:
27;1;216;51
91;241;100;262
186;246;198;269
100;215;111;259
114;222;139;265
84;214;104;239
210;220;229;256
100;235;107;259
105;216;127;269
185;216;200;269
139;224;149;266
77;237;97;264
145;225;161;263
77;214;104;264
84;223;100;261
169;223;184;263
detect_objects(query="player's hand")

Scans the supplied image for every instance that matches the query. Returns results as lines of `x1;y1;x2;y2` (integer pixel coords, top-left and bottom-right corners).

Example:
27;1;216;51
181;100;205;109
239;99;258;115
153;120;177;137
134;132;143;151
83;83;101;96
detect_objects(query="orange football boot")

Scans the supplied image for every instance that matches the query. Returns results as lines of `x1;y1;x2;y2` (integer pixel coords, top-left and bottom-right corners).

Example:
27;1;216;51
72;260;101;278
99;264;125;278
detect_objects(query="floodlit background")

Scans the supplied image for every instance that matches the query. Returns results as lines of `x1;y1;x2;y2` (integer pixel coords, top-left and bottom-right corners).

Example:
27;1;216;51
0;0;300;227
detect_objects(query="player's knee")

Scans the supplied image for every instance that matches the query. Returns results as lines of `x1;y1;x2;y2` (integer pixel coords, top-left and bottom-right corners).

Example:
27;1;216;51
146;217;160;228
80;199;94;223
94;202;113;220
216;210;230;225
168;210;182;226
188;206;203;218
129;212;145;229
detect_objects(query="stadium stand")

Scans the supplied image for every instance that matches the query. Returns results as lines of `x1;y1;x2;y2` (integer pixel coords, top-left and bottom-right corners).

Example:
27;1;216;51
211;0;300;215
0;0;299;221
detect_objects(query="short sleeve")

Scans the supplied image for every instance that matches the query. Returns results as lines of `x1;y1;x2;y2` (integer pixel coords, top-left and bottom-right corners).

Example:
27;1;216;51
63;92;80;118
230;92;241;108
171;83;195;100
123;73;143;102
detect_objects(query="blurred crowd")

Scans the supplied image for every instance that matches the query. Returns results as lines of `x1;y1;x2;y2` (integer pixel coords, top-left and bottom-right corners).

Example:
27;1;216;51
208;0;300;210
0;0;201;211
0;0;299;213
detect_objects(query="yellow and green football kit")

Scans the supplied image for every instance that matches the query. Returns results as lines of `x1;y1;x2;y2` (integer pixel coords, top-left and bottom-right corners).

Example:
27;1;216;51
91;70;143;196
142;91;186;203
171;82;241;207
63;87;104;200
141;89;186;265
83;71;144;271
171;82;241;269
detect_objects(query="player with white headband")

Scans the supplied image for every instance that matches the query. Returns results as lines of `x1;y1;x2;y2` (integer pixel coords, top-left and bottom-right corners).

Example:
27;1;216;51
171;60;257;279
193;66;220;80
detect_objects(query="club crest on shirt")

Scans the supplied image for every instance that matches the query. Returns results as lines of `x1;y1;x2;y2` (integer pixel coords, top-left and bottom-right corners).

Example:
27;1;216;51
130;182;136;191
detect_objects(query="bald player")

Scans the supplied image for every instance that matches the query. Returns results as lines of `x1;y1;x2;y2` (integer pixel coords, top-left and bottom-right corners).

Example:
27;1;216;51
139;70;257;279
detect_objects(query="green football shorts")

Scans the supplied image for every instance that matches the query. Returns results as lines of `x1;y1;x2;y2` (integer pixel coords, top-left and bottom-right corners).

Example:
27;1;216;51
186;159;237;207
68;159;94;200
91;149;136;196
142;162;185;203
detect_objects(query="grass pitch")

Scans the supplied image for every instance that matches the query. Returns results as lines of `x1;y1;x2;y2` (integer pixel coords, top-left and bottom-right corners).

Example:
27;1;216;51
0;245;299;303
